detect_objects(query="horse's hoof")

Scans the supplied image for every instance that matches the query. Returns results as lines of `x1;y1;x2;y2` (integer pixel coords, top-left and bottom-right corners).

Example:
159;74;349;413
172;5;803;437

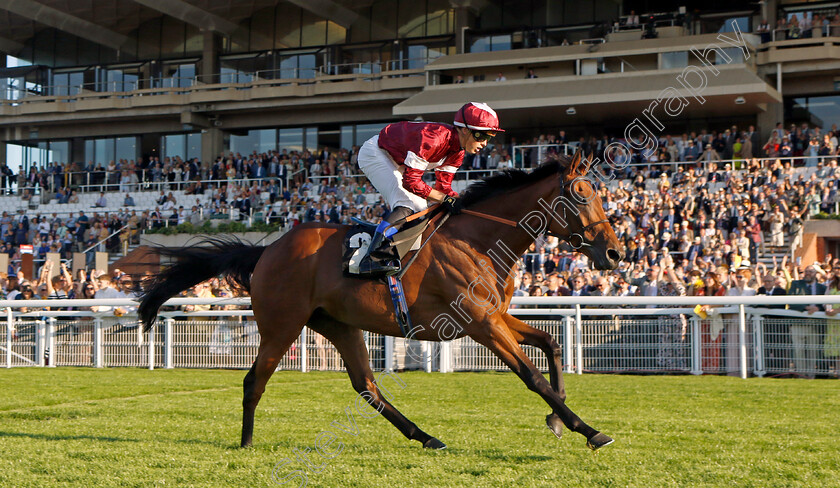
423;437;447;449
586;432;614;450
545;413;563;440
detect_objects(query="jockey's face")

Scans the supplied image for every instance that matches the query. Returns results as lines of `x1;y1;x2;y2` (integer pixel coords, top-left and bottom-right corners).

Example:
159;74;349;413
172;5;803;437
458;127;491;154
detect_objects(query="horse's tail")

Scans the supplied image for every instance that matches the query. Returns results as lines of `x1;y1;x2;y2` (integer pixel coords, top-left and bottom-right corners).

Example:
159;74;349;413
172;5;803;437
139;236;266;331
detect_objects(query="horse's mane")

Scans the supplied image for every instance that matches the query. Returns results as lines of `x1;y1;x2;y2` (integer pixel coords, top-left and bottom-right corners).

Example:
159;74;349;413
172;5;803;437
460;157;567;209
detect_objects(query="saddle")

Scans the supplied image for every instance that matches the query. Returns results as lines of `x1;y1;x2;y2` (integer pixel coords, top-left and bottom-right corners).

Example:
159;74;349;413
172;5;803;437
342;216;430;277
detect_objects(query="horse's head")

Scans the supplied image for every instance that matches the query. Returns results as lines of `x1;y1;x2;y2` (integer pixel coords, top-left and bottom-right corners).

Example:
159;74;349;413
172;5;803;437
550;150;623;270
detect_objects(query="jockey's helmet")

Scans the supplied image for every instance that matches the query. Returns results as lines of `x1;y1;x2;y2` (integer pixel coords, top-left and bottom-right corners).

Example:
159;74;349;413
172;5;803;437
454;102;505;133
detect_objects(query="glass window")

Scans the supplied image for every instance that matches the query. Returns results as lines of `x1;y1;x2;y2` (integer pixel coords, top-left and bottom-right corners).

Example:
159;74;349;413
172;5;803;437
661;51;688;69
95;138;115;165
355;123;384;146
276;3;302;48
305;127;318;151
187;133;202;160
407;45;427;69
138;18;162;59
399;1;428;38
298;54;317;78
348;8;372;43
476;1;503;29
490;35;512;51
427;0;455;36
163;134;186;160
116;137;138;162
251;7;276;51
161;17;186;57
786;95;840;130
301;10;327;47
470;36;491;53
326;21;347;45
716;48;745;65
278;128;304;152
84;140;94;165
185;24;203;54
49;141;70;164
52;73;69;96
371;0;398;40
55;31;77;67
341;125;354;151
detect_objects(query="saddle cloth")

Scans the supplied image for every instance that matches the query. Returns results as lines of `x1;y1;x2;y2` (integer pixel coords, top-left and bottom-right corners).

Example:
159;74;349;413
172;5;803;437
342;216;430;276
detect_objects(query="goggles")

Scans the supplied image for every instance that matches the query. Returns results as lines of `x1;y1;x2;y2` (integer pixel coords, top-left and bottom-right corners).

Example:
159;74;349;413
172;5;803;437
471;131;495;142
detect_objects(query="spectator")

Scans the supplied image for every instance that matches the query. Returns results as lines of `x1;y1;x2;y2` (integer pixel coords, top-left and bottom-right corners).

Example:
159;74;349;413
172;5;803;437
94;191;107;208
124;193;136;206
787;265;826;377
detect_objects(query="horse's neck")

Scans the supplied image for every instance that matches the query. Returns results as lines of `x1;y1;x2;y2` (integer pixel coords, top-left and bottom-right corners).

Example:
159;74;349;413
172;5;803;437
452;178;559;273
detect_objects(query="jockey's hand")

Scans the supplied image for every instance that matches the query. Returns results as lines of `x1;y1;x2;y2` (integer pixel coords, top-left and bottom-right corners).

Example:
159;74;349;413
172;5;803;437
441;196;462;215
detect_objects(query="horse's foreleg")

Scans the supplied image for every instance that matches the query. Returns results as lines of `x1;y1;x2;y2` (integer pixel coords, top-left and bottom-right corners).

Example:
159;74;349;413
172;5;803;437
241;332;301;448
309;320;445;449
502;314;567;439
473;322;613;450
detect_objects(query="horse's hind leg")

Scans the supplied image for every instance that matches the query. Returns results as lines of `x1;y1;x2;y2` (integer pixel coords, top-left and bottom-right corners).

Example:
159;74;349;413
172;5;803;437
309;318;445;449
241;327;303;448
503;314;567;439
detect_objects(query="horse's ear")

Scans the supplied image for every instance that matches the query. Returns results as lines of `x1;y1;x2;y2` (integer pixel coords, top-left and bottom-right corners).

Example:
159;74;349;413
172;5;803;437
568;149;582;176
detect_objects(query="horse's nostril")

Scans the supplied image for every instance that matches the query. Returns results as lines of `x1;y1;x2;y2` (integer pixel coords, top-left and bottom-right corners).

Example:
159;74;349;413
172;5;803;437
607;249;621;263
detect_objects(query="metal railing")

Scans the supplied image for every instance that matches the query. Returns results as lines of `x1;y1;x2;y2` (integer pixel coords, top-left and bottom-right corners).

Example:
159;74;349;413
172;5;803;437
2;296;839;379
1;59;427;104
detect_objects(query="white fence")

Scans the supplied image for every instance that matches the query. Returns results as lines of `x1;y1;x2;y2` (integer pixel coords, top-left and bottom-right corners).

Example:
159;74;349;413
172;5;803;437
2;296;839;379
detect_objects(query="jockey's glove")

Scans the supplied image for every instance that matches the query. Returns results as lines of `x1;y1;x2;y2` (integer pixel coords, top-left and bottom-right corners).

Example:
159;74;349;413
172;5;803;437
441;196;462;215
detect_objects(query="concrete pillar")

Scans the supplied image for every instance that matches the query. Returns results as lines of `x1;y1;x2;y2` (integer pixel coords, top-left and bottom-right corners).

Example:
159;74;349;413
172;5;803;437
757;101;783;148
201;127;224;170
201;31;220;84
453;7;471;54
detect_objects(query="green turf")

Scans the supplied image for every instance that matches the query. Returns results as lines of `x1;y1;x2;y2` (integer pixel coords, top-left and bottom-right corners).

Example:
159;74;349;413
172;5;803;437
0;368;838;488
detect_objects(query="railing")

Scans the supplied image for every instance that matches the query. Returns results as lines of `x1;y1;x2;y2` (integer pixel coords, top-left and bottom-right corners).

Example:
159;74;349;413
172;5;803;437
3;296;839;379
768;23;840;43
1;59;427;104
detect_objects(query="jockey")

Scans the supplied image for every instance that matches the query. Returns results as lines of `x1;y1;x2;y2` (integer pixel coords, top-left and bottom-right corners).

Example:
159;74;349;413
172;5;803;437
356;101;504;276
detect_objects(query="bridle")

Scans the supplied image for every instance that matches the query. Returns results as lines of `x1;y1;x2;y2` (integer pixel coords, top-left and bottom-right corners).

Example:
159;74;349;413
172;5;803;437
457;177;610;250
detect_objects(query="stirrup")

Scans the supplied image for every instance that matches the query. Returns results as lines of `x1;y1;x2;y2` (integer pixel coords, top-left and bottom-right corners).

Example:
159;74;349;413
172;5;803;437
358;256;400;277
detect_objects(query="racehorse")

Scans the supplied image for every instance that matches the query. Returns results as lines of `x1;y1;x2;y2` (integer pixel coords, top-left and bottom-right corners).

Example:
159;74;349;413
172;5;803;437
139;150;623;451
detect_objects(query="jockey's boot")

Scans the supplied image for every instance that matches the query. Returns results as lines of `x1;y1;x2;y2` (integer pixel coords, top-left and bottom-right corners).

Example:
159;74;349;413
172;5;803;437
358;223;400;277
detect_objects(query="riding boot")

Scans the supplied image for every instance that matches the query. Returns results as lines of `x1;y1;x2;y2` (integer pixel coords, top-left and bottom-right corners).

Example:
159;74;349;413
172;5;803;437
358;223;400;277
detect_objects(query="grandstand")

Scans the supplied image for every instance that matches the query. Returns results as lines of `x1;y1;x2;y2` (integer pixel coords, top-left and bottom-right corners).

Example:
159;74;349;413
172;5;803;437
0;1;839;300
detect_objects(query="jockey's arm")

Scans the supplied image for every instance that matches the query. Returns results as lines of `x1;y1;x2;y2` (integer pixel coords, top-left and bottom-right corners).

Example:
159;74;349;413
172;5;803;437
402;168;451;203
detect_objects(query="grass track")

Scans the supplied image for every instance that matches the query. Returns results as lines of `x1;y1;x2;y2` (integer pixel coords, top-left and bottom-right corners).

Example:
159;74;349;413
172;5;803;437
1;368;838;487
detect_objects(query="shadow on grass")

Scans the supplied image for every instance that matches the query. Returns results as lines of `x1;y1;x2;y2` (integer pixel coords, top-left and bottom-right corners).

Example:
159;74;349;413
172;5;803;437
0;430;138;443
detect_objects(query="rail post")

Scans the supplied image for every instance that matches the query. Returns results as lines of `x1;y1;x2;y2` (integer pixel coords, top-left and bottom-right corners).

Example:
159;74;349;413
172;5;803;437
384;335;394;372
690;316;702;375
164;318;174;369
564;316;574;374
752;312;765;377
93;317;103;368
35;317;45;367
5;308;12;368
47;318;56;368
439;340;452;373
148;324;155;370
300;327;308;373
738;304;747;379
424;342;433;373
575;304;583;375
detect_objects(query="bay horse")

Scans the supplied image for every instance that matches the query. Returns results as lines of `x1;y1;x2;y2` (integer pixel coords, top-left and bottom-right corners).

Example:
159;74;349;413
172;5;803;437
139;150;623;451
